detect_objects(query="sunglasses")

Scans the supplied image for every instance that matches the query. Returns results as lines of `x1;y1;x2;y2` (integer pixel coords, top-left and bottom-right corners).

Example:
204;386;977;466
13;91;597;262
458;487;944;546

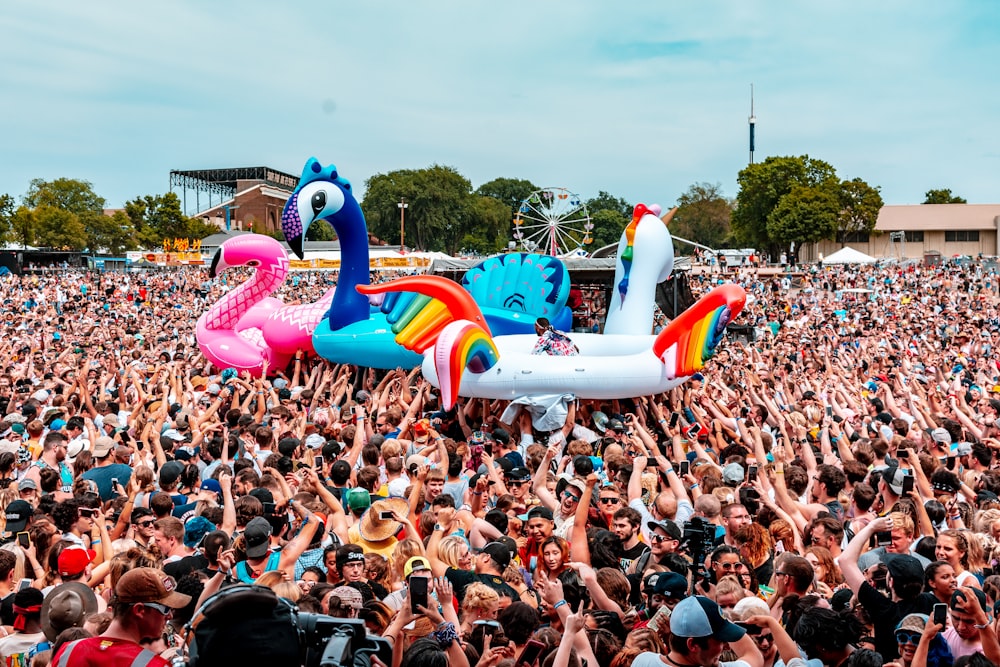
562;492;581;502
599;497;620;504
895;631;921;645
142;602;173;616
717;562;739;570
79;509;98;518
651;534;674;544
135;520;155;528
754;633;774;645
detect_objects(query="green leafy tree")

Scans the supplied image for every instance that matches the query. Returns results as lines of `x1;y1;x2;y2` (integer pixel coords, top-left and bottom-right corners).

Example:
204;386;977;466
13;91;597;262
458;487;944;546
836;178;884;246
10;206;36;248
463;195;511;254
126;192;203;248
305;219;335;242
24;178;106;214
672;182;733;251
732;155;838;256
586;191;632;251
0;194;14;243
923;189;966;204
33;205;87;250
362;165;474;254
81;209;137;254
475;177;538;220
765;185;839;250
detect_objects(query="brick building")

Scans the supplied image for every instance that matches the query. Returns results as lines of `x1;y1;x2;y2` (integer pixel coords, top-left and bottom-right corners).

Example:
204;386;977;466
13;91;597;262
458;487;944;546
169;166;299;235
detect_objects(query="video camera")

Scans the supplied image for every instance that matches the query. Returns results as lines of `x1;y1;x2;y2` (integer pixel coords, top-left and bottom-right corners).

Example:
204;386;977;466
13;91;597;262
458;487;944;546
681;516;719;594
180;584;392;667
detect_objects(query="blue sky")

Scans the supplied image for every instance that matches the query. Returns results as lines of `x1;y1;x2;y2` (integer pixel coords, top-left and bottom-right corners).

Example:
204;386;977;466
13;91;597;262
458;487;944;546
2;1;998;215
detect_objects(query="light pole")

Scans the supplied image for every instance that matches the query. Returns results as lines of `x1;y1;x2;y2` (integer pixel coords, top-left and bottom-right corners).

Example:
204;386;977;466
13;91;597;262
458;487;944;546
397;198;408;250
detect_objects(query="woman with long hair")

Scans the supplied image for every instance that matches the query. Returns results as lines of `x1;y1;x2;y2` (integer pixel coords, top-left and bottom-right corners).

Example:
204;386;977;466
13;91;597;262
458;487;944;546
936;530;981;588
805;545;844;593
436;536;473;572
536;536;569;581
923;560;958;605
734;523;775;584
389;538;427;590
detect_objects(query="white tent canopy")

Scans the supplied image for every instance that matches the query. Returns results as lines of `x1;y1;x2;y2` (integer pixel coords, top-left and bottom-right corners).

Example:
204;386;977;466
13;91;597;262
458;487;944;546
821;246;877;265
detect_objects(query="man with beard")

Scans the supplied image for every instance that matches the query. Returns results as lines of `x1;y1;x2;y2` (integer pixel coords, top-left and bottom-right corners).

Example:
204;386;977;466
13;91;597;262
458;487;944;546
611;507;648;572
23;431;72;492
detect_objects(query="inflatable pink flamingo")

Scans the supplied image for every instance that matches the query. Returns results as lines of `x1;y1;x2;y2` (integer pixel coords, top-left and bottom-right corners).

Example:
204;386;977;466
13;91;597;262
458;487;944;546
261;285;336;356
197;235;293;375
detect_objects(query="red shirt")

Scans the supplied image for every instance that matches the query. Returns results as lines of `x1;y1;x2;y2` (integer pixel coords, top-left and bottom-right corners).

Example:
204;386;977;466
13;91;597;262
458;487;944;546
52;637;169;667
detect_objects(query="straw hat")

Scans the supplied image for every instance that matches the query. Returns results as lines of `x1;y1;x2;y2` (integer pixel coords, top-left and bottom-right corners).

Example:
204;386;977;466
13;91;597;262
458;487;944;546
358;498;409;542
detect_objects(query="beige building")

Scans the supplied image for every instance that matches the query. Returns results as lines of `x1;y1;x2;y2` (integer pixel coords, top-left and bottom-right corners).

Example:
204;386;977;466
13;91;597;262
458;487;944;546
802;204;1000;262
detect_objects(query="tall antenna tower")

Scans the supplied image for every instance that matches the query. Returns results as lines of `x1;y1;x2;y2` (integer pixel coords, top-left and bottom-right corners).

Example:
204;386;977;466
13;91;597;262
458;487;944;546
749;83;756;164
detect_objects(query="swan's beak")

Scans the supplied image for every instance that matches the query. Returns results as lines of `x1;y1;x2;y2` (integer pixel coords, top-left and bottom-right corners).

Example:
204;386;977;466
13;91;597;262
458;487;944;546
287;234;304;260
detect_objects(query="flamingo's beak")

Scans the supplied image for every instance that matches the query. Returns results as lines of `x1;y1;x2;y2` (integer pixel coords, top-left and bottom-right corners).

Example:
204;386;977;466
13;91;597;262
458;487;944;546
209;248;224;278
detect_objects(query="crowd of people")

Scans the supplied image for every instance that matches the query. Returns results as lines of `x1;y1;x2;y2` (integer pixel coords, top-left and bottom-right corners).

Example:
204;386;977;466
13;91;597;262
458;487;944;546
1;256;999;667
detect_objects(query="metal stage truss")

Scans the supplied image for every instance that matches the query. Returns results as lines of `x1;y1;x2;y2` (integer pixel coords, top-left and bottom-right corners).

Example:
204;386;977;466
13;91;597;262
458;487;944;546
169;166;299;216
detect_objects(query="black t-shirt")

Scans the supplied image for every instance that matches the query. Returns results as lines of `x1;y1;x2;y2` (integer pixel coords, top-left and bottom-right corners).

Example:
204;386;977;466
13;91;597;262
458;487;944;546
857;581;933;660
445;567;518;603
0;591;13;626
164;553;209;581
620;542;650;573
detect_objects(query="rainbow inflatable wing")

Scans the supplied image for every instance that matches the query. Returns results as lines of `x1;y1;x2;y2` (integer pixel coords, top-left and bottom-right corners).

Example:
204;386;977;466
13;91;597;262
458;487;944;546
357;276;745;409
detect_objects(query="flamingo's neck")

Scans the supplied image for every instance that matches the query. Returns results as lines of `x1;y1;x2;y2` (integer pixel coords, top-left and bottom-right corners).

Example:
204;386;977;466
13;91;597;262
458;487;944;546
205;260;287;330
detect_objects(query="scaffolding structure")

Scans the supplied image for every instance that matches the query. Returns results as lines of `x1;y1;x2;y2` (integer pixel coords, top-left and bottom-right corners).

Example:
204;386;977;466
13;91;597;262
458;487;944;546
169;166;299;216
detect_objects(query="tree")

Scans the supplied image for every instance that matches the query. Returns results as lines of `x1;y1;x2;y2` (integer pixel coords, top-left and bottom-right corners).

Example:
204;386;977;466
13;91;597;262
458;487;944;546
0;194;13;244
10;206;36;249
836;178;884;246
462;195;511;254
672;182;733;251
475;177;538;221
24;178;106;215
765;185;840;250
586;191;633;251
83;210;138;255
33;205;87;250
732;155;838;255
923;189;966;204
362;165;474;254
126;192;201;248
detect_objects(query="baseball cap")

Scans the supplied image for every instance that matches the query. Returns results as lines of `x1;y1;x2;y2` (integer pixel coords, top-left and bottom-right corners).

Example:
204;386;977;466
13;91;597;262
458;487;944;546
648;519;682;541
525;506;554;522
606;418;625;433
881;466;905;495
883;554;924;586
4;499;32;532
644;571;688;597
722;463;745;485
114;567;191;608
161;428;186;442
272;378;288;390
244;516;273;559
931;427;952;445
16;478;37;492
506;466;531;481
955;442;973;457
404;556;431;579
92;436;115;458
184;516;217;549
58;546;96;577
159;461;184;487
304;433;326;450
347;489;372;512
481;541;512;569
331;586;364;610
670;595;745;642
896;613;927;635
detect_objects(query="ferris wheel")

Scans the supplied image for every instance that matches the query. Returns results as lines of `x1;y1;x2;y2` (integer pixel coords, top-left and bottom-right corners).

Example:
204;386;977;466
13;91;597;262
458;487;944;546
512;187;592;257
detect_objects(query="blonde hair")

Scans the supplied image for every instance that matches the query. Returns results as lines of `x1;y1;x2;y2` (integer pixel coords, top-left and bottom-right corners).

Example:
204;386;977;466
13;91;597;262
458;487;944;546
272;581;302;602
390;538;426;585
461;582;500;617
255;571;286;588
437;535;470;570
715;574;747;602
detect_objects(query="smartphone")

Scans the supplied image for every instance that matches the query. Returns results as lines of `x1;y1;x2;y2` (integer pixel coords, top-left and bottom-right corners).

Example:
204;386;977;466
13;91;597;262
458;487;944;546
947;456;956;470
933;603;948;626
262;502;276;515
687;423;702;437
669;413;679;429
313;455;324;468
409;575;429;614
111;478;119;488
473;619;499;637
901;475;915;494
17;578;31;592
16;532;30;549
515;639;547;667
350;405;357;416
748;465;758;483
825;406;833;417
679;461;690;476
875;531;892;547
379;511;395;521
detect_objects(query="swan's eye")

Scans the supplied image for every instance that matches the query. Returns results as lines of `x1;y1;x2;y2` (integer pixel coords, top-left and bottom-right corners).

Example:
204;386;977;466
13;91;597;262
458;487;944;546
311;191;326;215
